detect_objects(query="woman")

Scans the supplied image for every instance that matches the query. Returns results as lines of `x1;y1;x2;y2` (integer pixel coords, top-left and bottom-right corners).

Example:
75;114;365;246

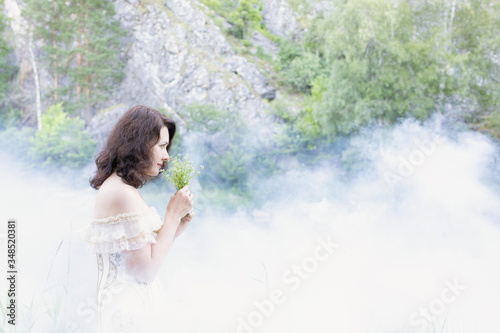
80;105;194;332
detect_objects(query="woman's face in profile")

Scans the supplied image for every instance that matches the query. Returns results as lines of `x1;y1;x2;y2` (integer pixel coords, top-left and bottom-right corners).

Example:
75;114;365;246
147;126;170;176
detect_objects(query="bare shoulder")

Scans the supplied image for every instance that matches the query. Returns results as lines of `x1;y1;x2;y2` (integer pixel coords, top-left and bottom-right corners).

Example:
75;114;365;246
92;174;145;219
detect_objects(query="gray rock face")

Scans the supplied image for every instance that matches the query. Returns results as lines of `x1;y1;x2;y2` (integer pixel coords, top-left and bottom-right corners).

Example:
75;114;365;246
261;0;300;38
261;0;334;40
224;55;276;101
109;0;276;126
311;1;335;15
249;31;280;58
6;0;283;140
87;104;128;151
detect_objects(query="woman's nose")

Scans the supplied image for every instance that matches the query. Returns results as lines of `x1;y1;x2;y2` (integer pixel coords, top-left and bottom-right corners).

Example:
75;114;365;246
162;151;169;161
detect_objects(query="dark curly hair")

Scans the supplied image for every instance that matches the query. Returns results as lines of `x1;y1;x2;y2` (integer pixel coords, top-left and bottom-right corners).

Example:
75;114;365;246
90;105;176;189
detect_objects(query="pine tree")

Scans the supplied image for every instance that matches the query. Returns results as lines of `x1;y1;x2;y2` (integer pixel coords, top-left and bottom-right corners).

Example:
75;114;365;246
24;0;73;102
0;0;17;102
24;0;126;123
68;0;126;123
228;0;262;39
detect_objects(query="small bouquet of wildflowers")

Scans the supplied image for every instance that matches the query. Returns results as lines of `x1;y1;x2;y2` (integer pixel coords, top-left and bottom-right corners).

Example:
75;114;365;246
164;154;204;191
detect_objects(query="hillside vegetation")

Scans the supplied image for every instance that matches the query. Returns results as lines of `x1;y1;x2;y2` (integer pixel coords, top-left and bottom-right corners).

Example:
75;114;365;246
0;0;499;211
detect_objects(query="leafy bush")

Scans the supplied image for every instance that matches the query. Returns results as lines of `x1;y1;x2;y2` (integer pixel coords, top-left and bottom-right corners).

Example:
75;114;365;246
180;103;273;209
227;0;262;39
33;103;95;168
476;110;500;140
255;46;273;62
278;39;302;65
182;103;234;133
296;76;327;143
202;0;262;40
0;5;18;102
270;91;323;154
183;103;251;187
283;51;323;92
278;38;324;93
280;0;500;142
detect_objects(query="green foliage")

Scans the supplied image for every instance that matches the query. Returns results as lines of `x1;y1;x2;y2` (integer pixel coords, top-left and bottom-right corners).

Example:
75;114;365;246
183;103;251;188
283;51;323;92
278;39;302;64
277;38;324;92
296;76;327;143
202;0;262;40
23;0;127;121
294;0;500;140
0;1;18;102
33;103;95;168
210;144;252;187
255;46;273;62
68;0;126;119
257;26;281;44
182;103;234;133
270;98;296;123
451;0;500;111
201;0;223;12
313;0;432;137
24;0;73;102
180;103;270;209
228;0;262;39
201;0;235;13
164;154;204;191
0;107;22;130
270;93;322;154
302;12;326;56
476;110;500;140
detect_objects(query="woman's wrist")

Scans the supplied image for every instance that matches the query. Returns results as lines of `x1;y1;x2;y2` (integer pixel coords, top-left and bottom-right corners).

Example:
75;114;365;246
165;211;182;225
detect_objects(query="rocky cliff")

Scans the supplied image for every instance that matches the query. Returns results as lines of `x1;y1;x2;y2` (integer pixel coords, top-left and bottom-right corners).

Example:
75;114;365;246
4;0;310;138
111;0;275;120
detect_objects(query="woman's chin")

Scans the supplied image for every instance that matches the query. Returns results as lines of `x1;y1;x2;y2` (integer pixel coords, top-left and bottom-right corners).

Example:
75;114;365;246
146;170;160;177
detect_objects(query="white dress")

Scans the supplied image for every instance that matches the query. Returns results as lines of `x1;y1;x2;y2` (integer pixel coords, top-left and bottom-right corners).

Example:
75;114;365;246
80;206;167;333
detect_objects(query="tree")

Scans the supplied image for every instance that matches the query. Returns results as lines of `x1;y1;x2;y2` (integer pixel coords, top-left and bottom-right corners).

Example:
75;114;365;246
283;51;323;92
228;0;262;39
299;0;500;140
24;0;74;102
68;0;126;122
23;0;126;123
0;0;17;102
451;0;500;115
33;103;95;168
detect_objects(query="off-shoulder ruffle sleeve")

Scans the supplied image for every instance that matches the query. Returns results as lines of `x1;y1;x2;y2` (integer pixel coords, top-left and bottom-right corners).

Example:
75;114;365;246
79;206;164;254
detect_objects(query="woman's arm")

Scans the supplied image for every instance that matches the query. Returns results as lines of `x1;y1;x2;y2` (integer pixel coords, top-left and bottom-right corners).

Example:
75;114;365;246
123;186;193;282
174;212;193;240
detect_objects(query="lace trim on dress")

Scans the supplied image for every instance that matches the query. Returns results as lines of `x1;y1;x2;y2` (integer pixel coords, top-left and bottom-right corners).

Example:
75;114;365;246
79;206;163;254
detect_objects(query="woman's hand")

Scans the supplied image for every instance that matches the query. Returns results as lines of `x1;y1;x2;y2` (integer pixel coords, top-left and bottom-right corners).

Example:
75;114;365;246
165;185;194;224
175;211;194;239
